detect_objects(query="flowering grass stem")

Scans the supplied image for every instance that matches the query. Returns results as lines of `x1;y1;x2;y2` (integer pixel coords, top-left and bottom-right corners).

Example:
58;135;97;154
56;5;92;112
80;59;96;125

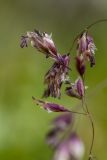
20;19;106;159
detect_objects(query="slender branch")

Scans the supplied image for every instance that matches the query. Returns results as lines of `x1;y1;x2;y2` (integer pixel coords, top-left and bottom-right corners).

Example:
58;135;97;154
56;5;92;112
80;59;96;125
81;90;95;159
69;110;87;115
81;97;87;113
84;79;107;158
68;32;82;53
86;19;107;30
82;73;95;159
85;102;95;160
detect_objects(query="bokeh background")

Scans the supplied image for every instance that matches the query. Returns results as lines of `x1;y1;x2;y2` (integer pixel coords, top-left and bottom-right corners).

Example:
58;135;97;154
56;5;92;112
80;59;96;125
0;0;107;159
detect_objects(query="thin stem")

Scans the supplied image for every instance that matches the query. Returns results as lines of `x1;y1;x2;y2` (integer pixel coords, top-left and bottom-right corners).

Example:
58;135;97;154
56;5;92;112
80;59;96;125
86;19;107;30
81;73;87;113
68;19;107;53
70;110;87;115
82;73;95;159
81;97;87;113
85;102;95;160
68;32;82;53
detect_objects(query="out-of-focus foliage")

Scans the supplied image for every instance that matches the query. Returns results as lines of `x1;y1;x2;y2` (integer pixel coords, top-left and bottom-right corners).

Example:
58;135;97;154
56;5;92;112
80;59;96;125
0;0;107;159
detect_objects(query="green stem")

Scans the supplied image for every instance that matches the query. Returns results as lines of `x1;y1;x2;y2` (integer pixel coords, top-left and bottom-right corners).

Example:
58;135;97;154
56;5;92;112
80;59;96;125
82;74;95;159
70;110;87;115
86;19;107;30
83;99;95;160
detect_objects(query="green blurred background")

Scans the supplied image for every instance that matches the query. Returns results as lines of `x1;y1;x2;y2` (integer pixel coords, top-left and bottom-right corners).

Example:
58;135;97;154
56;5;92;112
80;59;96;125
0;0;107;159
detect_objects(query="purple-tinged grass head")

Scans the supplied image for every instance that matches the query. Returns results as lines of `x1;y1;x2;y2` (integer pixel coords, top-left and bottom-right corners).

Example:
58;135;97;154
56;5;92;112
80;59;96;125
52;113;73;130
76;78;84;98
20;30;58;59
46;113;73;148
20;36;29;48
43;54;70;98
76;55;86;77
68;133;85;160
32;96;70;113
46;127;61;148
65;77;84;99
54;141;70;160
77;32;97;68
77;32;87;54
53;133;84;160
